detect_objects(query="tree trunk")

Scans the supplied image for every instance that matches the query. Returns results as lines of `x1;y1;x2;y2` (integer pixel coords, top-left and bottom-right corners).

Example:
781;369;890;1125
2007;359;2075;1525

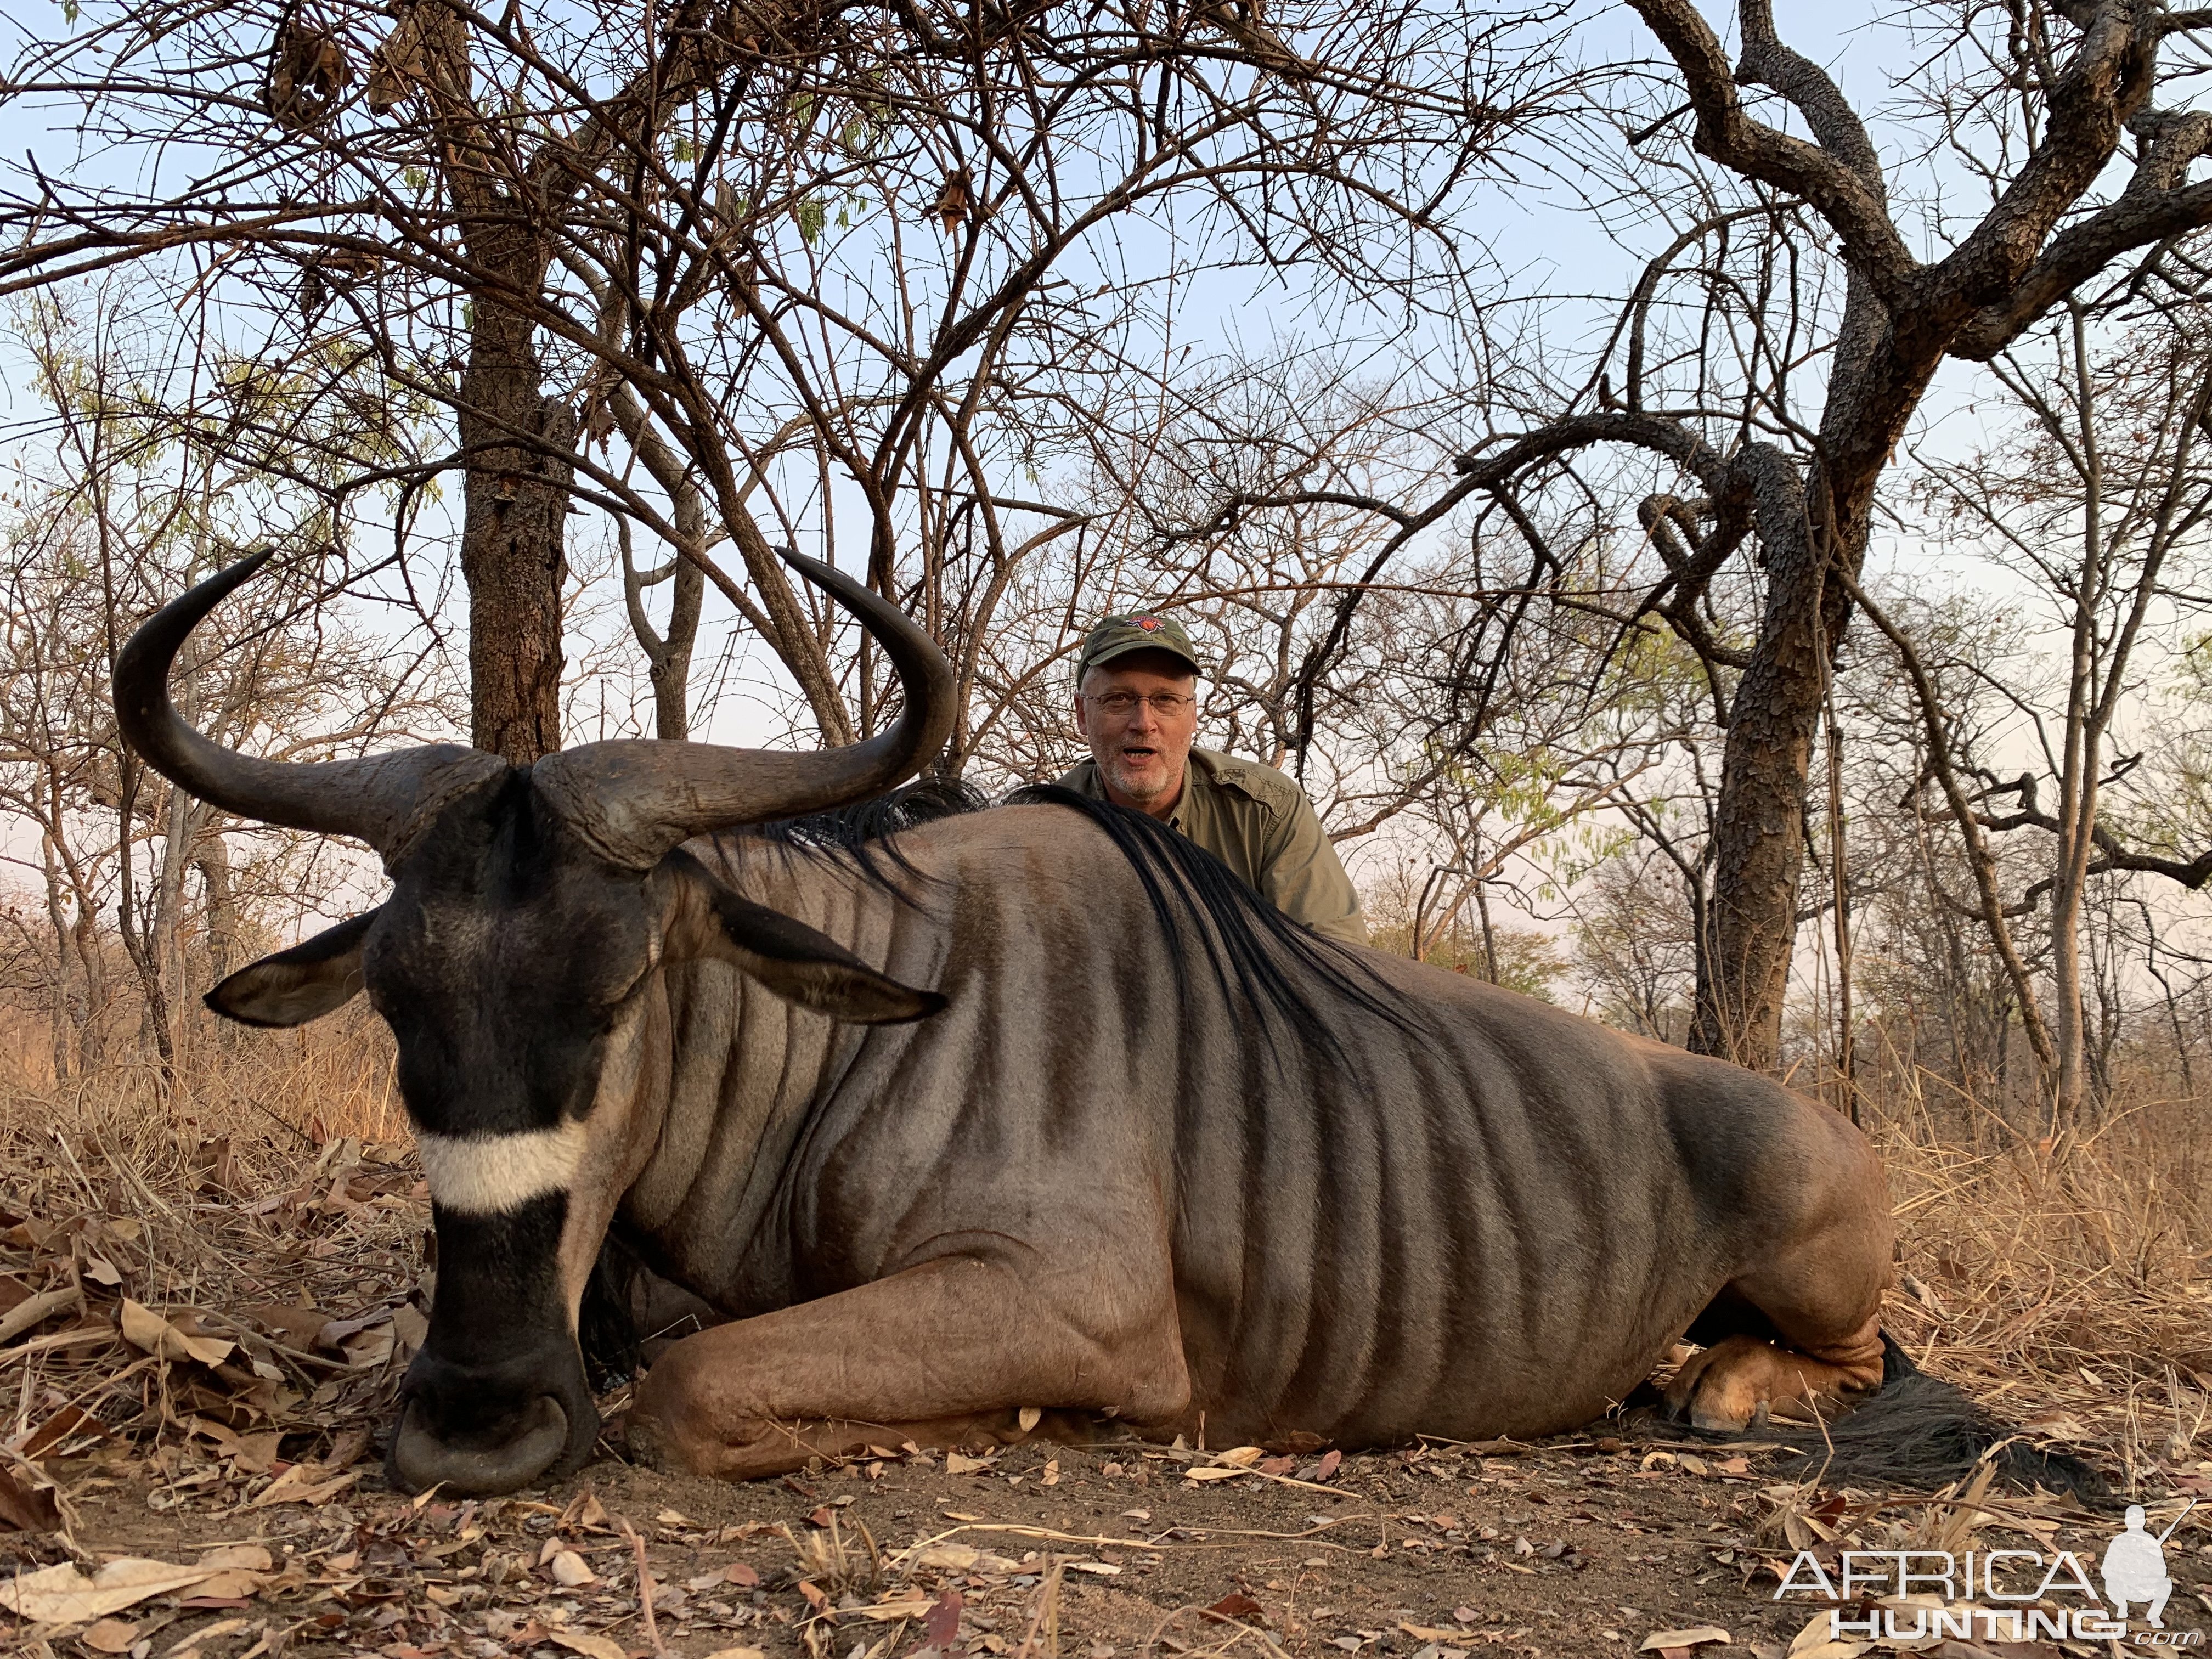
652;559;704;740
610;387;707;741
459;296;573;763
115;759;175;1077
71;886;107;1067
424;0;572;766
149;779;199;1069
38;826;72;1083
1690;545;1825;1065
1689;265;1934;1071
197;832;238;982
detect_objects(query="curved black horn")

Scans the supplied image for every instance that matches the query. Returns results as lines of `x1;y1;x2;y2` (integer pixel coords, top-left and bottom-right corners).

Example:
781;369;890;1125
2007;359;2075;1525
114;552;498;854
534;548;958;867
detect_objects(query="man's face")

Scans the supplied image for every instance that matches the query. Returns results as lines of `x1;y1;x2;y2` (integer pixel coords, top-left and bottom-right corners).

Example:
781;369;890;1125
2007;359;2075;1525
1075;652;1200;812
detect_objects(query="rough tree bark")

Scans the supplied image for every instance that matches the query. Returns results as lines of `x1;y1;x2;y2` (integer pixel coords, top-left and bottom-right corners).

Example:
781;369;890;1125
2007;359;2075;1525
411;3;574;762
457;304;575;761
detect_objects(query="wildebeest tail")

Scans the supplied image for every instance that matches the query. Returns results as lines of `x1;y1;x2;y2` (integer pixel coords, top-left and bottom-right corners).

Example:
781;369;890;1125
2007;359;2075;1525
1754;1333;2106;1502
578;1238;642;1390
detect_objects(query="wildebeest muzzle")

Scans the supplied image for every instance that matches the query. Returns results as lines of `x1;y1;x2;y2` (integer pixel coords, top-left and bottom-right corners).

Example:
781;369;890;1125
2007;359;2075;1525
389;1339;600;1496
386;1194;602;1495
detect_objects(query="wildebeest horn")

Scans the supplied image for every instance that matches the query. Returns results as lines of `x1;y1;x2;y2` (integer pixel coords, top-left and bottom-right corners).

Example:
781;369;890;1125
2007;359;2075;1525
113;550;500;856
533;548;958;868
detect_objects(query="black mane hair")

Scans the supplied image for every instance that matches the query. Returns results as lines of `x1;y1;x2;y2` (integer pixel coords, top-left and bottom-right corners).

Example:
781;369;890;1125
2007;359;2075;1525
1008;783;1421;1068
747;774;1419;1061
743;774;990;895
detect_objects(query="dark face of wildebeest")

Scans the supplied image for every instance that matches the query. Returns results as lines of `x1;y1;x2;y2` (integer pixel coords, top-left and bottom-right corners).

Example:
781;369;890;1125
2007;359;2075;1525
112;549;952;1494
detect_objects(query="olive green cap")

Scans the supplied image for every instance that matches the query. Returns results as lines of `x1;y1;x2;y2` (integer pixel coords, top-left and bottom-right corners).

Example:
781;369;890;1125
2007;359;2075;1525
1076;611;1204;679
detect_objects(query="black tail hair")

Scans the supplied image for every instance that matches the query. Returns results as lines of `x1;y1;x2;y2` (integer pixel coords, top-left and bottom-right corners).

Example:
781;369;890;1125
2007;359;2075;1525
1745;1333;2108;1502
578;1235;642;1391
1009;784;1420;1069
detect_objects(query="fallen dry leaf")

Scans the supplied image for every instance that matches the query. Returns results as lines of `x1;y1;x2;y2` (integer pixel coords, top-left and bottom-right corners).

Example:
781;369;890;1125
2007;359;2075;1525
842;1598;935;1622
338;1320;395;1368
1787;1642;1866;1659
1296;1449;1343;1482
250;1462;362;1508
923;1588;964;1650
120;1299;233;1367
548;1548;597;1587
909;1544;1021;1573
0;1463;62;1532
19;1402;105;1460
699;1650;767;1659
1205;1593;1267;1625
173;1618;251;1654
0;1556;228;1622
1641;1629;1730;1655
79;1618;139;1654
1786;1612;1858;1659
548;1632;628;1659
242;1304;331;1348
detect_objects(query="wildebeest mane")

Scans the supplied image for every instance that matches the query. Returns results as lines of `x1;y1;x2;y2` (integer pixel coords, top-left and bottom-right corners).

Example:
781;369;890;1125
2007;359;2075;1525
744;774;990;895
741;772;1420;1060
1010;784;1421;1069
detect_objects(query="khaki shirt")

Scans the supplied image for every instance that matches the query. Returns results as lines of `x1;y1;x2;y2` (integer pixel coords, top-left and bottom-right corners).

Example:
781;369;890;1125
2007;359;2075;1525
1057;747;1367;945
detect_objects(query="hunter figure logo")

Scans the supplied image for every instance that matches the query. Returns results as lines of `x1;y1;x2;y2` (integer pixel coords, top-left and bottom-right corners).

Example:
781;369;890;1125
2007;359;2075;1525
2103;1503;2186;1628
1773;1498;2200;1644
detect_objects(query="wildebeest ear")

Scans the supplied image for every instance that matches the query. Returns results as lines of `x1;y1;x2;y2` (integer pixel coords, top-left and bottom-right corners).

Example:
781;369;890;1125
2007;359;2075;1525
206;909;380;1028
704;888;945;1024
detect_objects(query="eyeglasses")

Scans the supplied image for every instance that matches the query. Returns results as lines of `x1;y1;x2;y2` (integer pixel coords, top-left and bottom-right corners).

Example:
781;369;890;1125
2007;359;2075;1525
1084;691;1196;718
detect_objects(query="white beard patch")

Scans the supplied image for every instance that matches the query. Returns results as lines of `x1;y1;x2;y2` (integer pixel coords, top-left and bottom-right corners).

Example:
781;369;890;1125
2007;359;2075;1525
417;1120;588;1215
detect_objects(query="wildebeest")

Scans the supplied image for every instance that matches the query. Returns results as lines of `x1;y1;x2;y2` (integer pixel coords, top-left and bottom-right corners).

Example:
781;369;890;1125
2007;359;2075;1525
117;550;2095;1499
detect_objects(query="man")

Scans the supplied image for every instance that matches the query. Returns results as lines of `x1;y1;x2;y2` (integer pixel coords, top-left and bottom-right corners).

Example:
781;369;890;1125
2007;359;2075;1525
1058;611;1366;945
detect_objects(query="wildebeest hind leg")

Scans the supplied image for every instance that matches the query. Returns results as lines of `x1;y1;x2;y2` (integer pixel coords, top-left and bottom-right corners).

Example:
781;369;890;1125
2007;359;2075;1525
627;1256;1188;1481
1664;1174;1891;1432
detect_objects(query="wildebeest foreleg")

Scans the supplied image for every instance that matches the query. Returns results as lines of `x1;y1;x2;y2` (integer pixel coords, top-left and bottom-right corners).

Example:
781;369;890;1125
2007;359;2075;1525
626;1256;1188;1480
1663;1131;1892;1431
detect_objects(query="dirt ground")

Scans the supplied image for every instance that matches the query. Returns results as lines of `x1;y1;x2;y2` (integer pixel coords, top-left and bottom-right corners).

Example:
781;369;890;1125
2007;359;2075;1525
12;1415;2208;1659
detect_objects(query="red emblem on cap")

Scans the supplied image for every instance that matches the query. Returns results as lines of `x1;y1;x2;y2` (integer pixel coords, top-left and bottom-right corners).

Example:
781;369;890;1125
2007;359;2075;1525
1137;616;1160;630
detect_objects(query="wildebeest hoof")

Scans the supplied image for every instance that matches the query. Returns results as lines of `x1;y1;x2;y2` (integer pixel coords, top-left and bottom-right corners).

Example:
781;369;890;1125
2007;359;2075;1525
625;1397;793;1481
1662;1334;1875;1431
623;1408;675;1472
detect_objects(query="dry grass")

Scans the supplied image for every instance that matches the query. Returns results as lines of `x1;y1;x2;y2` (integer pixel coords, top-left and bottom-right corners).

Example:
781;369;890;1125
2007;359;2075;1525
2;1030;2207;1506
1869;1080;2212;1488
0;1015;421;1500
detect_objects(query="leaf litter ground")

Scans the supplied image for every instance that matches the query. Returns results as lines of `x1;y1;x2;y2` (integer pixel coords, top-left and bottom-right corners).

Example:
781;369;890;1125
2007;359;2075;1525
4;1116;2209;1659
